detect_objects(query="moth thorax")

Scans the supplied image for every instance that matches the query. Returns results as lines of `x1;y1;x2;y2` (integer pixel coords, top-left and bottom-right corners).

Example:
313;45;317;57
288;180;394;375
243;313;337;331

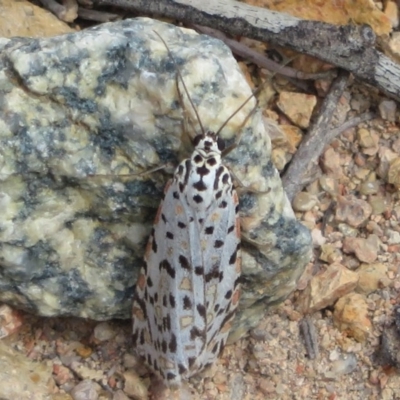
191;149;221;170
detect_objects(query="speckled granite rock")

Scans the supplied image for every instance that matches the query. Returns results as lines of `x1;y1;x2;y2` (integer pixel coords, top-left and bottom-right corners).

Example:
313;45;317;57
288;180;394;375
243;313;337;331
0;18;311;337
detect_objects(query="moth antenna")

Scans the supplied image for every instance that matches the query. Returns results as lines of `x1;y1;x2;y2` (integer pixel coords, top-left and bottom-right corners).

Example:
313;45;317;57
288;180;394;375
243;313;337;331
216;52;297;137
153;30;205;136
215;81;266;137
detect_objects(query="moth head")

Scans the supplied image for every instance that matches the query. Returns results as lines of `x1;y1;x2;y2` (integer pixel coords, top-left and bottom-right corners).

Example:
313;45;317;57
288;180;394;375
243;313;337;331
193;131;224;154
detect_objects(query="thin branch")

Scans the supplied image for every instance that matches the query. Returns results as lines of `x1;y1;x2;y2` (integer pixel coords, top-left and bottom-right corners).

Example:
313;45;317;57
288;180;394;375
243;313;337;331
324;111;376;142
39;0;78;22
282;110;376;200
299;316;319;360
91;0;400;100
282;70;350;201
193;25;335;81
78;7;121;22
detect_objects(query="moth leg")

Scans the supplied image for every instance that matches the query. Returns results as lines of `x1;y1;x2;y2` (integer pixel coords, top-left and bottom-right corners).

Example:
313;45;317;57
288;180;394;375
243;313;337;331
86;163;171;183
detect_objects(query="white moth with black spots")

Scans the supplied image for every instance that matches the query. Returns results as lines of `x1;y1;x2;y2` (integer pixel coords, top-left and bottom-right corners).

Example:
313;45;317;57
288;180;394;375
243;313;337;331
132;32;254;387
132;131;241;386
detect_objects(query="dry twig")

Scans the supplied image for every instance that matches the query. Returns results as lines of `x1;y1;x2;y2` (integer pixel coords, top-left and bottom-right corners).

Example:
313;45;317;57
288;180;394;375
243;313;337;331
78;7;121;22
91;0;400;101
193;25;335;81
299;316;319;360
282;70;350;201
39;0;78;22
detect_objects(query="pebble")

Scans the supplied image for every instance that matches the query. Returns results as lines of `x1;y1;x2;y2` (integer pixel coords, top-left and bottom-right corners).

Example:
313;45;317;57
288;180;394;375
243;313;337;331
333;293;372;342
53;363;74;386
292;192;319;212
388;158;400;187
93;322;117;342
311;228;326;246
213;371;227;385
123;370;148;400
297;263;358;313
354;167;370;181
122;353;139;369
366;220;384;236
321;147;343;177
392;137;400;154
335;195;372;227
350;93;371;113
342;235;379;263
360;137;379;157
113;390;130;400
319;244;343;264
0;304;23;339
0;0;74;37
319;175;339;196
276;91;317;129
388;32;400;58
280;124;303;151
356;263;390;294
337;223;358;237
377;147;398;180
258;378;275;395
384;1;399;28
369;194;391;215
323;353;358;379
75;345;93;359
271;148;289;170
359;180;380;195
70;379;100;400
329;349;340;361
70;362;104;381
378;100;397;121
357;128;379;149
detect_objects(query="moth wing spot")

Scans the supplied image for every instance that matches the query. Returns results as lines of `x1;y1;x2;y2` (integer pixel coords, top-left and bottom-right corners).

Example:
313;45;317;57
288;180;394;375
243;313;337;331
211;212;221;223
132;306;145;321
180;316;194;328
206;284;217;296
175;204;184;215
144;240;153;260
236;255;242;274
136;273;146;290
185;344;197;352
232;288;241;306
164;358;175;370
155;305;162;319
235;218;241;239
180;277;192;291
220;320;233;333
144;330;151;344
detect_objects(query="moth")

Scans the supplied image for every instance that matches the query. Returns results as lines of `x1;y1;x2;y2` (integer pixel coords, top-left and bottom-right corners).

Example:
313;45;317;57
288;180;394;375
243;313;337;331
132;32;257;386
